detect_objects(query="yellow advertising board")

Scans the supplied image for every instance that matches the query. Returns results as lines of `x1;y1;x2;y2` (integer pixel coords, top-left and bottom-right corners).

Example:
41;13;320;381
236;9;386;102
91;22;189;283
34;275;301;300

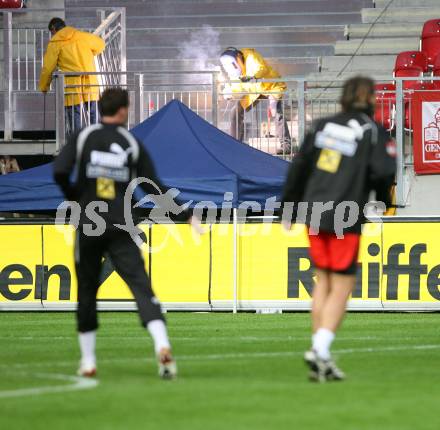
239;223;310;301
151;223;235;303
0;221;439;310
40;224;77;302
151;224;211;302
0;225;42;304
381;223;440;305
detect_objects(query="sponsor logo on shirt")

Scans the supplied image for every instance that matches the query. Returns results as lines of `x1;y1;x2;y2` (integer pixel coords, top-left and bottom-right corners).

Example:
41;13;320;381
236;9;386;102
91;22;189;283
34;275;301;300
87;143;130;182
315;122;359;157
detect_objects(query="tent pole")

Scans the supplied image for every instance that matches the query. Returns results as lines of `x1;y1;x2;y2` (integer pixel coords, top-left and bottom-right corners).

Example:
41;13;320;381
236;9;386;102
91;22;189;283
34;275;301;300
233;208;238;313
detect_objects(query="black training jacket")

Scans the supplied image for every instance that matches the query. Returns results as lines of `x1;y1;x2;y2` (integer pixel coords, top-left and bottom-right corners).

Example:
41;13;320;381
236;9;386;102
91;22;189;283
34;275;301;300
53;122;189;227
281;110;396;234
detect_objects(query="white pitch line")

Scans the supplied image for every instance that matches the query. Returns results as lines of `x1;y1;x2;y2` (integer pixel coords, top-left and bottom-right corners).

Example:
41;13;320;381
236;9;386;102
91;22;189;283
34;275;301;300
0;343;439;372
0;373;98;399
177;344;440;361
1;344;438;398
0;335;426;341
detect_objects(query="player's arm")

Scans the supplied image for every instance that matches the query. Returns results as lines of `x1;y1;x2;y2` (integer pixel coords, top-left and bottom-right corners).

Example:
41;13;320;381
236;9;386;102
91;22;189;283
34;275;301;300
280;131;315;229
368;127;397;208
281;133;315;205
53;133;78;200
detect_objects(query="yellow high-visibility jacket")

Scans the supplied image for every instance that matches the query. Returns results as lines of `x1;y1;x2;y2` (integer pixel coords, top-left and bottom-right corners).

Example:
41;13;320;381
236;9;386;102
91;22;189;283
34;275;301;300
230;48;287;109
39;26;105;106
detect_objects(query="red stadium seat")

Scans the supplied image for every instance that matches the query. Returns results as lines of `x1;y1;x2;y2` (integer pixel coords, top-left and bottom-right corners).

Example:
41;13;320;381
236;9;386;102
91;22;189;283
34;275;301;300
394;50;428;73
0;0;24;8
421;19;440;68
374;83;395;131
394;51;428;89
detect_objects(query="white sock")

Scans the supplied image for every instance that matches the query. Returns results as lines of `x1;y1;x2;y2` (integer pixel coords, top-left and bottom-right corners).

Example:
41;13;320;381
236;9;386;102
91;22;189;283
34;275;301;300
78;330;96;367
147;320;171;355
313;328;335;360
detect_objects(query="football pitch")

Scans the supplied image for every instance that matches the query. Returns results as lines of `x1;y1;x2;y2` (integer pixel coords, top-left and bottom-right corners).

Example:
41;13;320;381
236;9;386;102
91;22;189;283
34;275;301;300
1;312;439;430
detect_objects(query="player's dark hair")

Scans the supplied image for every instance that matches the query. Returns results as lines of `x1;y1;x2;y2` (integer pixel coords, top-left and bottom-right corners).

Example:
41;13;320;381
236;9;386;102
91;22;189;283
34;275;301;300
340;76;375;114
98;87;130;116
48;17;66;33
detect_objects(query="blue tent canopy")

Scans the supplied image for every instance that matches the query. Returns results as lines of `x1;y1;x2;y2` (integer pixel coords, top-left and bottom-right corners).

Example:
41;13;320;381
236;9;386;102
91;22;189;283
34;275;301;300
0;100;289;211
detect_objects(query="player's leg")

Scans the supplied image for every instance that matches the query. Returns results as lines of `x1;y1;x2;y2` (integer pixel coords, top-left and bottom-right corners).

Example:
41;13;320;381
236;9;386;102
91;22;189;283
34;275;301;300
311;269;331;333
304;269;331;381
309;273;355;381
313;232;359;357
304;232;330;379
313;274;354;361
75;232;105;377
311;234;359;381
307;231;331;335
107;232;176;379
320;273;356;333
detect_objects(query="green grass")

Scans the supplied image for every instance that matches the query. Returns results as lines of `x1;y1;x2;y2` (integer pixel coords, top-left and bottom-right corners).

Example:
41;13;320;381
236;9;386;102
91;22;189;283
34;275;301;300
0;312;439;430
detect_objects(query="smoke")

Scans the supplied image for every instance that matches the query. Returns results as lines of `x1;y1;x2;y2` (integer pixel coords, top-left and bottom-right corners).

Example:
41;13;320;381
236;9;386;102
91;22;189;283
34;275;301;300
177;25;222;71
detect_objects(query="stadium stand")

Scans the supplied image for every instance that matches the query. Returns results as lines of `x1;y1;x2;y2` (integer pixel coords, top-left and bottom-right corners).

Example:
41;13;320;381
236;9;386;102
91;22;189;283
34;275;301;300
0;0;370;153
315;0;440;85
1;0;440;214
65;0;370;77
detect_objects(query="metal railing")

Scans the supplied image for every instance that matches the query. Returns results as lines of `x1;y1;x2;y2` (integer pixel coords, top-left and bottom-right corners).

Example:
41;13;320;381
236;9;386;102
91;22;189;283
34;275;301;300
1;8;66;140
134;71;218;124
93;7;126;87
10;28;50;91
54;71;219;149
0;7;126;141
50;72;440;209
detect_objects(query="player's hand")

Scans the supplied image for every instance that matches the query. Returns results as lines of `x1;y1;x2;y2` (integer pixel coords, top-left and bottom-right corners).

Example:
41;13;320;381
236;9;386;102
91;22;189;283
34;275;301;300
189;216;205;235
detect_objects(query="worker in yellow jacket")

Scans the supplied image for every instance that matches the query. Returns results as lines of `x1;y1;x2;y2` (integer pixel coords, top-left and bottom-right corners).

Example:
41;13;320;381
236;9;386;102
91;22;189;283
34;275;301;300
220;47;291;154
39;18;105;134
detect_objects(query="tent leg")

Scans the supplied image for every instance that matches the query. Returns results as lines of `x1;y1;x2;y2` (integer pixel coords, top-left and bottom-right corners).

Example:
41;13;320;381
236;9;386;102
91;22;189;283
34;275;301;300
233;208;238;313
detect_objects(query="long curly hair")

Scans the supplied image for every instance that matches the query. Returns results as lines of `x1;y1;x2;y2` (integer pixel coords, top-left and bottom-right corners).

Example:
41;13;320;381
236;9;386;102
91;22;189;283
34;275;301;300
340;76;375;114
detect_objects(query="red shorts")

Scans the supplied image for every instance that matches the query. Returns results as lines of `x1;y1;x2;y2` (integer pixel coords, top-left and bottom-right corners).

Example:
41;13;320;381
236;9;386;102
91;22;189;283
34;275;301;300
308;230;360;274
